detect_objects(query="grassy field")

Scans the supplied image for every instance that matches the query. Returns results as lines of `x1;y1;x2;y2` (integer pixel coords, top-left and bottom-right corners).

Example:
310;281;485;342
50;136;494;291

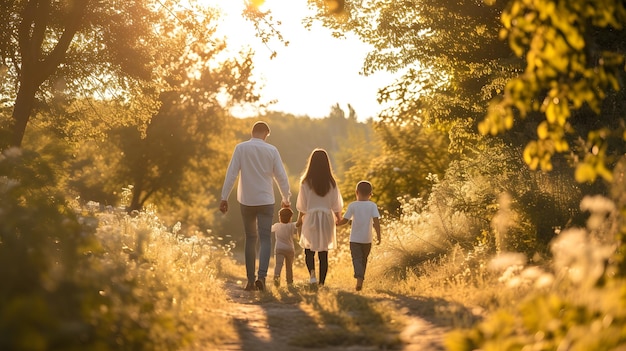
88;203;536;350
5;192;621;350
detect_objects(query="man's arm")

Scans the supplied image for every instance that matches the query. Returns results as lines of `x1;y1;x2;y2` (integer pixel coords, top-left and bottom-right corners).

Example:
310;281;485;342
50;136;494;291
273;150;291;207
219;200;228;214
219;147;240;214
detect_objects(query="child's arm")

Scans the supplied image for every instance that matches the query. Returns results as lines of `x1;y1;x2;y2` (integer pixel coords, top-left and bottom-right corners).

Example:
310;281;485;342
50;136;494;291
373;217;381;245
336;217;349;226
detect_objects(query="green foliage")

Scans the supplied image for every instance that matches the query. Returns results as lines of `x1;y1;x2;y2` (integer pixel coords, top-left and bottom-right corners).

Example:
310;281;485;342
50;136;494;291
54;4;260;221
2;0;172;146
364;122;452;212
0;148;233;349
0;147;95;349
480;0;626;181
370;139;584;289
446;260;626;351
82;207;236;350
427;140;565;254
309;0;521;143
445;175;626;351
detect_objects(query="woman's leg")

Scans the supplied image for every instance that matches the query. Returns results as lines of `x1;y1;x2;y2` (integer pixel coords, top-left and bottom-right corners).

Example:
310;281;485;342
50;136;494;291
318;251;328;285
305;248;315;272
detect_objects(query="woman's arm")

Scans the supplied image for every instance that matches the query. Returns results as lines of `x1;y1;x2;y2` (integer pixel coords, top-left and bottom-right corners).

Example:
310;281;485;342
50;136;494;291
336;217;349;226
296;211;304;227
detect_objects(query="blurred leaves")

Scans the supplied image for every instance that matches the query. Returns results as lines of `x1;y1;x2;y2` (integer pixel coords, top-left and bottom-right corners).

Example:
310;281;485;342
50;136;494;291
481;0;626;178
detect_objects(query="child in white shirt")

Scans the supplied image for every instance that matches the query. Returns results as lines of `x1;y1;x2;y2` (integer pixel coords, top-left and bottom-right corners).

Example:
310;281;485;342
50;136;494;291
272;207;299;286
337;181;381;291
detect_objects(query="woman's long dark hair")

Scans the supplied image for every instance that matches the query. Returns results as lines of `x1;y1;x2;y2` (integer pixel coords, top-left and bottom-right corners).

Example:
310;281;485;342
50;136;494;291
301;148;337;197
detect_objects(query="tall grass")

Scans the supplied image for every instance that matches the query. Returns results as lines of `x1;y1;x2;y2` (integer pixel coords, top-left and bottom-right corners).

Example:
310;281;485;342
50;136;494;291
0;146;237;349
88;204;237;350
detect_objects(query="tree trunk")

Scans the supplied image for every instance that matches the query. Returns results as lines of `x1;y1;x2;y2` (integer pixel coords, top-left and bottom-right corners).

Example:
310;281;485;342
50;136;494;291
9;0;89;148
10;79;38;147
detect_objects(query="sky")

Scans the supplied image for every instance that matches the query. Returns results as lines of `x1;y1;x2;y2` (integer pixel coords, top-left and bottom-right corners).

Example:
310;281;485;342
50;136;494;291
205;0;396;121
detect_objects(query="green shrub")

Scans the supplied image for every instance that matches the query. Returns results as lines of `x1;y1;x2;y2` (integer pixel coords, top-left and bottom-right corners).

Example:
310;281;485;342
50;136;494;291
0;148;233;350
0;147;97;350
445;192;626;351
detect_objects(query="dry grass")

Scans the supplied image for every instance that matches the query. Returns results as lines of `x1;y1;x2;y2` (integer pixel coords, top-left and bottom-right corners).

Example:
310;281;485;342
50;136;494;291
91;200;543;350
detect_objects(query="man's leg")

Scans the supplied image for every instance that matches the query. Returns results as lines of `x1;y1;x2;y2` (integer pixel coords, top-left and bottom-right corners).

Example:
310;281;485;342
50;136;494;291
256;204;274;282
240;205;258;287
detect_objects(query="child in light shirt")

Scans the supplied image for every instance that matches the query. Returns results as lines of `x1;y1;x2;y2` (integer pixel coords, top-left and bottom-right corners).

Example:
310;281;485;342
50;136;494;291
337;181;381;291
272;207;299;286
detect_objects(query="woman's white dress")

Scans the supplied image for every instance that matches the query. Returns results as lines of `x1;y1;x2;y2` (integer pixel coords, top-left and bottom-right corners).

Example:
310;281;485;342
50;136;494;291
297;182;343;251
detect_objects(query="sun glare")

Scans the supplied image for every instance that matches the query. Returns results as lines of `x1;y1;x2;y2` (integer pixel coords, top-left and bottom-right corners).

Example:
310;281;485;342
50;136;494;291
189;0;393;120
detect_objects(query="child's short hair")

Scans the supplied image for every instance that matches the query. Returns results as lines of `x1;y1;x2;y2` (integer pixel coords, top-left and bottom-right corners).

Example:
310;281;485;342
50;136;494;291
356;180;373;196
278;207;293;223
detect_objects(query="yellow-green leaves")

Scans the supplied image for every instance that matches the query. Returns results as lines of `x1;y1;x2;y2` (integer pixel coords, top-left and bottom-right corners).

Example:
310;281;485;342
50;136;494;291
575;129;615;183
482;0;626;182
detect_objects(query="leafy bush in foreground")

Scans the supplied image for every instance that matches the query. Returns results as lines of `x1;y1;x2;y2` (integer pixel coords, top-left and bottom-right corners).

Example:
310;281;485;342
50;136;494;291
0;148;232;350
445;187;626;350
0;147;96;350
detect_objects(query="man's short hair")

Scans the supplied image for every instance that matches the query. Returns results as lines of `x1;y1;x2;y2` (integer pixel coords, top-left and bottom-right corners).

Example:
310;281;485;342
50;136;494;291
356;180;373;195
252;121;270;135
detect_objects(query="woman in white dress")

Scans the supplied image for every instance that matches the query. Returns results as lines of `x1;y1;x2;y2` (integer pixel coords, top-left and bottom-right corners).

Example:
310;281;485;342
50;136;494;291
296;149;343;285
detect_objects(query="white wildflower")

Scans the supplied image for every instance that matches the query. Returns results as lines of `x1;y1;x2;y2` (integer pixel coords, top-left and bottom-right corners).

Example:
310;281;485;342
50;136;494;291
488;252;527;272
172;221;182;234
2;147;22;159
551;228;614;288
580;195;616;232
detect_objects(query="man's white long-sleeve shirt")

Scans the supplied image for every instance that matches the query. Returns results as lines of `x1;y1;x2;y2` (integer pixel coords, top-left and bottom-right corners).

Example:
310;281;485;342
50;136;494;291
221;138;291;206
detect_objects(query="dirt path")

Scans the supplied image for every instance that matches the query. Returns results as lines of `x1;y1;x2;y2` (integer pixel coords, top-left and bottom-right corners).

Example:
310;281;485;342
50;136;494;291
213;278;452;351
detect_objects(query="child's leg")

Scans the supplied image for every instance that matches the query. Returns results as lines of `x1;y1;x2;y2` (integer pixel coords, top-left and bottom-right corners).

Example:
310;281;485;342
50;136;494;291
350;242;366;279
274;252;285;277
351;242;371;291
285;251;295;284
361;243;372;277
318;251;328;285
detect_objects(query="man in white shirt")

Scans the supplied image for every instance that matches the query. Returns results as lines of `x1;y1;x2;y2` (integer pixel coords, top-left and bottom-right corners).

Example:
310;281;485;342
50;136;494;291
220;121;291;291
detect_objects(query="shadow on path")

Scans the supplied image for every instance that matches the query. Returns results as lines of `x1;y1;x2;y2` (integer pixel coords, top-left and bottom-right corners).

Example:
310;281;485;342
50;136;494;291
214;274;470;351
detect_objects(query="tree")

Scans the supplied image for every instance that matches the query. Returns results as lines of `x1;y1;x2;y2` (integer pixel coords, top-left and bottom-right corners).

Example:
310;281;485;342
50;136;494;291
111;11;259;212
478;0;626;275
479;0;626;183
308;0;518;130
0;0;177;148
363;123;451;212
305;0;524;216
58;5;261;218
